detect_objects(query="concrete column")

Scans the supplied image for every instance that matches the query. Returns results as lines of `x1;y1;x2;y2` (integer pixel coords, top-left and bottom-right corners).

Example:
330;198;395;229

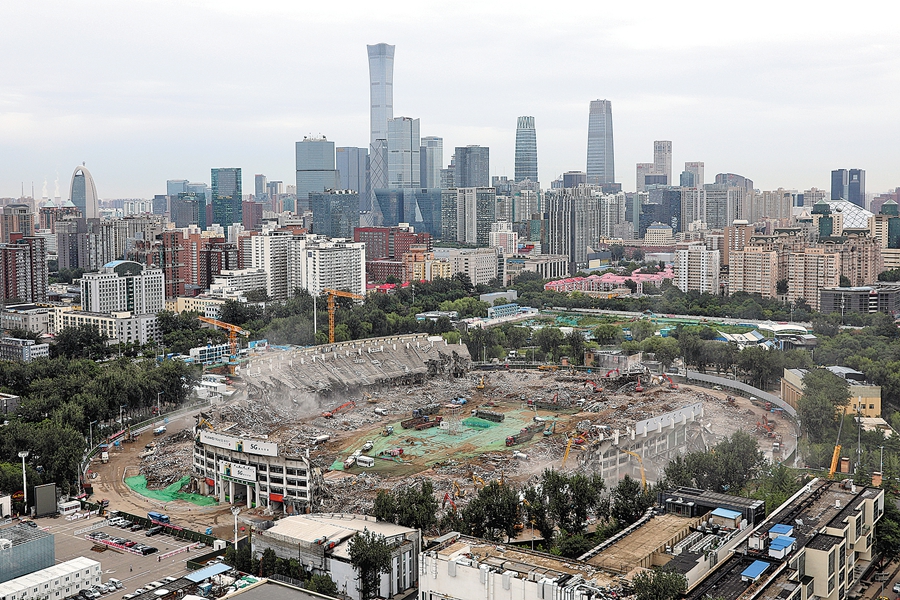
229;480;234;504
254;484;260;508
218;479;226;504
246;483;252;508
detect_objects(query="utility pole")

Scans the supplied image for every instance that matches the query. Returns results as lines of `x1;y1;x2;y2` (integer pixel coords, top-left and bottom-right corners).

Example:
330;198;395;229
157;392;163;416
89;420;98;450
231;506;241;549
18;451;28;514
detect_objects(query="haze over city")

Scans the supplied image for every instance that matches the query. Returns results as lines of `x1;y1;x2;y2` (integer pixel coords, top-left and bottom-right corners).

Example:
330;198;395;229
2;0;899;198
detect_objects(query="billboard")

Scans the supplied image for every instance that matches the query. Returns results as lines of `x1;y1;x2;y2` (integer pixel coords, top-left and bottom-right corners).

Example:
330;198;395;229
34;483;57;517
199;431;278;457
218;461;257;483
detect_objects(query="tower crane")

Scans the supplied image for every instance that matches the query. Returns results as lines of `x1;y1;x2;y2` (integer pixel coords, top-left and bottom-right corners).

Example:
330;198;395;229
323;288;365;344
197;317;250;373
619;448;647;491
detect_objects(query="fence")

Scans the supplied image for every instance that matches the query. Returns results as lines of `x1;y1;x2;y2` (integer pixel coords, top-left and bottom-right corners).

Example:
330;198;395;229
78;507;221;547
684;371;797;418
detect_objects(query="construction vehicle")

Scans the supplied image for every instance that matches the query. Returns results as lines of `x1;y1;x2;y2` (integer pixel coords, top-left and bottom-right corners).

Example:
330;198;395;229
412;404;441;418
634;377;644;393
363;392;376;404
382;425;394;436
584;380;603;393
620;449;647;491
195;416;214;433
472;474;486;489
323;401;356;418
475;376;485;390
197;317;250;373
506;424;540;447
452;481;464;498
543;421;556;436
561;436;575;467
442;492;457;511
828;414;845;479
323;288;365;344
362;440;374;452
664;374;678;390
605;369;620;378
414;416;443;430
538;365;559;371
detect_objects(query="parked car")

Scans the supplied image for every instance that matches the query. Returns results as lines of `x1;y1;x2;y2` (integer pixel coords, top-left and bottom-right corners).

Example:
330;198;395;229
893;583;900;594
130;524;143;532
146;526;163;536
145;582;163;590
134;590;147;595
123;595;136;600
108;579;122;590
163;577;178;583
124;541;136;547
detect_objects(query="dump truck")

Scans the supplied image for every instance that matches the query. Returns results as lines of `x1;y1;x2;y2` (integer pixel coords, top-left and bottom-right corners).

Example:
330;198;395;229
415;416;443;430
472;409;504;423
506;425;540;446
412;403;441;418
401;416;427;429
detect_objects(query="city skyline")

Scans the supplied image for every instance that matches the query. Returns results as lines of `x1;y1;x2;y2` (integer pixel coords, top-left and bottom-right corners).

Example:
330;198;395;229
2;2;899;198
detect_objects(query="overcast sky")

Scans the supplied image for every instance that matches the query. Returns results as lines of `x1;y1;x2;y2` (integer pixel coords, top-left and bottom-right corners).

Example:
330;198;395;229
2;0;899;199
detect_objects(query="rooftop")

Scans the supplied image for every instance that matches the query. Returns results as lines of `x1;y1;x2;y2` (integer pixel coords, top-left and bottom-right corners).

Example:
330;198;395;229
588;513;696;574
0;521;53;546
264;513;416;561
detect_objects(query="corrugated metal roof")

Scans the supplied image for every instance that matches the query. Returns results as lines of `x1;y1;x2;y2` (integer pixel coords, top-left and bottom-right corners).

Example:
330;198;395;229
185;563;232;582
741;560;769;580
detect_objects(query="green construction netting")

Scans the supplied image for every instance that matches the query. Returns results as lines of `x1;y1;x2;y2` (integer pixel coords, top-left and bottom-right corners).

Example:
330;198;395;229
124;475;218;506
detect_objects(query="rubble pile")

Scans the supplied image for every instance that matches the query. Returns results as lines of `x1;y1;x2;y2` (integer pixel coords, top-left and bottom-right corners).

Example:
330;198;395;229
140;429;195;488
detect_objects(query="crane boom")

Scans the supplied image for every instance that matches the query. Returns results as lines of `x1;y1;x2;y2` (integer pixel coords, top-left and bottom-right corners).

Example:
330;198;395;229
197;316;249;361
323;288;365;344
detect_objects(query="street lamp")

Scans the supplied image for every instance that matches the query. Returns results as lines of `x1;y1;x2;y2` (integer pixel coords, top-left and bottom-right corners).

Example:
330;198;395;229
231;506;241;548
89;420;98;450
120;405;127;427
157;392;164;416
18;451;28;514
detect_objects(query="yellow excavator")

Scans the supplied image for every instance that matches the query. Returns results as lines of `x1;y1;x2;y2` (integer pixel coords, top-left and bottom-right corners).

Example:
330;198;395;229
475;376;485;390
620;448;647;491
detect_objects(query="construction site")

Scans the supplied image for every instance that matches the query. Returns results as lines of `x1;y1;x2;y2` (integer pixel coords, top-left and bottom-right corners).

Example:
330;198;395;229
100;332;796;532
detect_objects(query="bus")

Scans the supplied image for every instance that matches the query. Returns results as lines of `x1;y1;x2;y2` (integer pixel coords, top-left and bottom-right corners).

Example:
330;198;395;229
147;511;170;524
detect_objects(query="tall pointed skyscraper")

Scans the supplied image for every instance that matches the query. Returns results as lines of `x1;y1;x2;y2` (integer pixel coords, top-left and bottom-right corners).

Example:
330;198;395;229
367;43;395;146
515;116;538;182
69;164;99;219
586;100;615;185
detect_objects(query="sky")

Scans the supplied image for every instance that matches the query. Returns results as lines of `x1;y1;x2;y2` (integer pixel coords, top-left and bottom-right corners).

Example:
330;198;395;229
2;0;900;199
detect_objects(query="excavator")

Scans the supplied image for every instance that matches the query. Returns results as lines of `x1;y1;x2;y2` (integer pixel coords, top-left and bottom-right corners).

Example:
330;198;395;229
561;435;576;468
584;380;603;393
472;474;487;489
452;481;464;498
620;448;647;491
442;492;457;511
323;401;356;418
664;374;679;390
543;421;556;436
475;376;485;390
634;377;644;393
605;369;620;378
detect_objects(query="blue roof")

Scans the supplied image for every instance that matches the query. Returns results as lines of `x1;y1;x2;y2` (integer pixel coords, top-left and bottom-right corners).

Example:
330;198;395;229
711;507;742;520
769;536;796;550
741;560;769;580
770;524;793;535
185;563;231;582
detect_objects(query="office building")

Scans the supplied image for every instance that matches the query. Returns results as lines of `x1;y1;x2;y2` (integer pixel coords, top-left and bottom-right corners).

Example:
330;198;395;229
50;307;160;346
586;99;615;185
242;201;263;231
336;146;369;203
704;183;747;230
714;172;754;192
847;168;866;208
211;167;242;228
441;187;496;246
820;285;900;316
454;146;490;188
636;162;655;192
684;161;704;188
170;192;202;228
0;522;55;584
367;43;394;145
387;117;420;189
489;221;518;254
433;247;499;286
674;242;719;294
514;116;538;182
1;204;35;244
81;260;165;315
1;304;49;335
295;136;338;211
544;186;601;272
254;174;267;200
562;171;587;189
419;136;443;189
654;140;672;184
69;165;99;219
166;179;188;196
354;225;431;260
311;190;360;239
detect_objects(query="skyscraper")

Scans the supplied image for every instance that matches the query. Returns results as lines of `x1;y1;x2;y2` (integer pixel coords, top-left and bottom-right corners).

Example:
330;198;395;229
69;165;99;219
295;136;338;211
831;169;849;201
653;141;672;184
336;147;369;198
166;179;188;196
387;117;421;189
586;100;615;185
254;174;268;200
1;204;35;244
515;116;538;182
367;43;395;145
211;167;242;228
311;190;360;239
420;136;443;189
832;168;866;207
454;146;490;188
683;162;704;187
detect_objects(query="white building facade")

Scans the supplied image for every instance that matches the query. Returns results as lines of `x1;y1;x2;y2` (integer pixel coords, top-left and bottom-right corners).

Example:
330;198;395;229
0;557;101;600
674;242;720;294
80;260;164;315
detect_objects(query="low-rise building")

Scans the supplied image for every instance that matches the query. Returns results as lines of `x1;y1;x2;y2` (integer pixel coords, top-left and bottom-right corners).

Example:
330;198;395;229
254;513;419;600
0;337;49;362
0;304;49;335
209;268;268;299
0;522;55;584
167;296;227;320
0;558;101;600
504;254;569;284
50;308;161;346
781;367;881;418
188;343;231;366
819;285;900;315
0;393;19;416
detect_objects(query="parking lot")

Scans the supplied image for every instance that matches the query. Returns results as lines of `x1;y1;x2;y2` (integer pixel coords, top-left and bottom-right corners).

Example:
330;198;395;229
33;514;215;599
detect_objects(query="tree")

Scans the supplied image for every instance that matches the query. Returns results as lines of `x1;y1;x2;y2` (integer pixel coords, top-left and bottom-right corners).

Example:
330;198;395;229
52;324;109;359
593;324;623;345
259;548;277;576
348;529;393;600
632;567;687;600
461;481;519;541
875;492;900;567
798;368;849;443
535;327;564;356
373;490;397;523
307;574;338;597
611;475;651;525
776;279;788;295
395;480;439;532
839;275;852;287
564;330;586;365
609;244;625;263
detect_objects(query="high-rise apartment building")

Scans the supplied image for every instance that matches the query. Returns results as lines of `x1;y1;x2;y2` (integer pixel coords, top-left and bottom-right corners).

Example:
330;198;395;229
515;116;538;183
728;245;778;297
249;229;293;301
653;141;672;184
311;190;360;239
454;146;490;188
211;167;242;228
489;221;518;255
443;187;496;246
703;184;747;230
787;248;840;311
367;43;395;146
336;147;369;200
0;235;47;303
388;117;421;189
254;174;268;200
302;236;366;298
81;260;164;315
295;137;338;211
544;187;601;272
419;137;443;190
674;242;719;294
1;205;35;244
69;165;99;219
586;100;615;185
